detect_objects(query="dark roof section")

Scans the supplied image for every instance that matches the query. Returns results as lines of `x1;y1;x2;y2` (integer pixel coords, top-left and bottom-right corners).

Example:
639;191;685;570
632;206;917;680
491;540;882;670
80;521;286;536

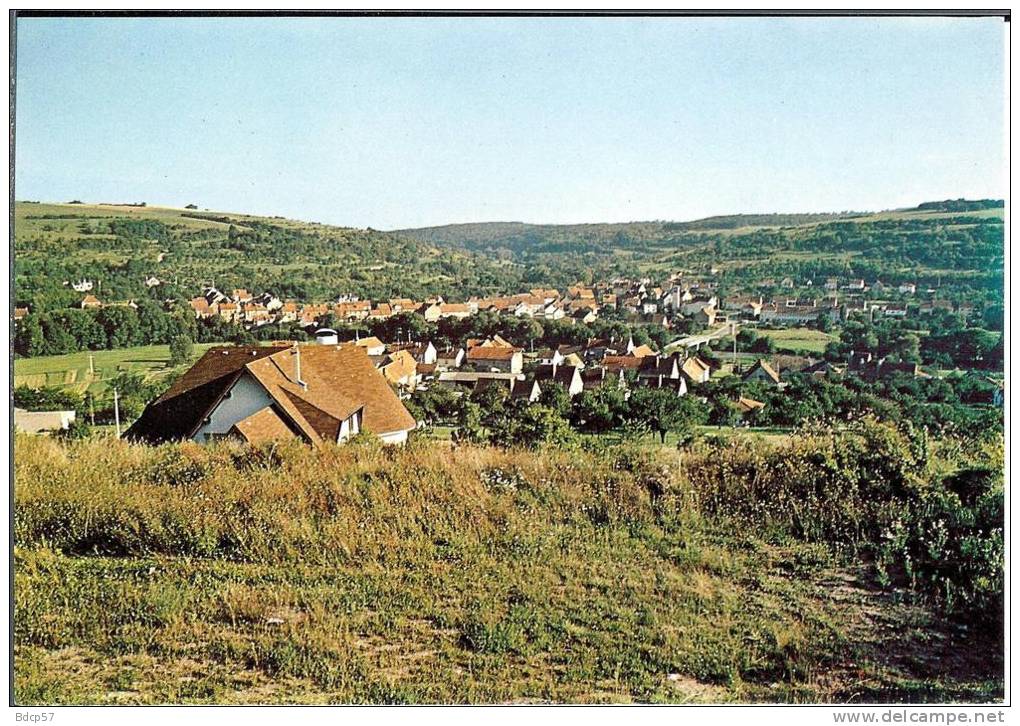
535;364;581;387
124;346;285;443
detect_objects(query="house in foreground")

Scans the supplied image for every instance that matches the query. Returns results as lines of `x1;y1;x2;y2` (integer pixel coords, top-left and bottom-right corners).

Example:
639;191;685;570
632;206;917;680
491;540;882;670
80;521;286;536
125;344;417;446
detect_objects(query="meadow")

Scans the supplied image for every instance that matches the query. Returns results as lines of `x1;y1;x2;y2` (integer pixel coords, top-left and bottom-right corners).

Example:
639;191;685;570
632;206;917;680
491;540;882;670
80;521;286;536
13;343;218;394
755;327;838;354
13;421;1003;704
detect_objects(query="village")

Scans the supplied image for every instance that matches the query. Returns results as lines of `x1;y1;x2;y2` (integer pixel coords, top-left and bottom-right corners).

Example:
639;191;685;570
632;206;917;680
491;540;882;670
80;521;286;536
171;273;971;331
14;263;1000;447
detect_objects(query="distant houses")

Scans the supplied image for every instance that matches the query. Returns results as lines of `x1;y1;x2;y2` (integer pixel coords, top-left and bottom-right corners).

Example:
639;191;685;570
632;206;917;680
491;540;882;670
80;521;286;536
847;353;930;382
466;344;524;374
534;363;584;397
742;359;781;386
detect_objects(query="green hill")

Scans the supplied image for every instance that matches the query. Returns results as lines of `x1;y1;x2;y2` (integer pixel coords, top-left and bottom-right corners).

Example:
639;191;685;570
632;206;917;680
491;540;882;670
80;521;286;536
15;199;1004;315
394;203;1003;298
13;202;524;312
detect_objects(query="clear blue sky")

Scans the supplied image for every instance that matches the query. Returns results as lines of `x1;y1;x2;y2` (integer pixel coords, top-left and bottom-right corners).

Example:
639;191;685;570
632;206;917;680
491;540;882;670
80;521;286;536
14;16;1006;229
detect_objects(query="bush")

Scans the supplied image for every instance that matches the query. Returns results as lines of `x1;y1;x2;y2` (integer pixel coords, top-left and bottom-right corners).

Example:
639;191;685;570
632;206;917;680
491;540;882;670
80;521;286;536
14;386;84;415
169;334;194;367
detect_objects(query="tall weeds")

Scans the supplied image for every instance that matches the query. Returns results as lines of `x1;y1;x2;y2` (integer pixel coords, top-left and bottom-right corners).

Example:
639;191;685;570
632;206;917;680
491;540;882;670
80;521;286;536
14;418;1003;622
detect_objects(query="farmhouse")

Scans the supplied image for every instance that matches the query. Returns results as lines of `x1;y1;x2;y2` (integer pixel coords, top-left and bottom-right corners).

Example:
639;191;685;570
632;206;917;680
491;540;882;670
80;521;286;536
372;349;420;390
722;296;763;318
389;341;438;365
387;298;418;312
466;345;523;374
637;354;681;384
848;354;931;382
435;347;465;369
189;297;217;318
353;336;386;356
467;335;514;349
802;359;844;378
436;371;523;396
680;355;712;384
510;379;543;403
882;302;909;318
742;359;781;386
423;302;473;321
759;303;827;325
734;396;766;420
919;300;954;315
693;305;718;326
335;301;372;321
125;344;416;446
218;302;239;321
581;366;625;391
534;363;584;397
602;355;645;374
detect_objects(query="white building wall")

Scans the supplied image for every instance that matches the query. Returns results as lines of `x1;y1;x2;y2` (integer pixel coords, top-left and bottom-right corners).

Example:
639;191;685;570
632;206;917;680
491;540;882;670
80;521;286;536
378;429;410;445
336;412;362;443
192;373;276;443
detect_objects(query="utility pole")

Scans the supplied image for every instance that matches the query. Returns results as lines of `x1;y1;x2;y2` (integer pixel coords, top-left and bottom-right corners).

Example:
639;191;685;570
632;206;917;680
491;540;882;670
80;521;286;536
89;393;95;426
113;387;121;438
88;354;94;377
731;322;737;370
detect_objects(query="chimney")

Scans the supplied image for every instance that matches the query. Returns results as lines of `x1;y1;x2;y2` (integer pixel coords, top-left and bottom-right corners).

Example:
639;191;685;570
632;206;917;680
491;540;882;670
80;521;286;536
293;345;307;390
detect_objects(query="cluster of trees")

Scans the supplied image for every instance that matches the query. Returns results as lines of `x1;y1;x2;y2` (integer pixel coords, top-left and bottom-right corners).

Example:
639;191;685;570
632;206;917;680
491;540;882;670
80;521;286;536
312;309;678;358
405;360;1002;449
692;214;1003;307
16;207;605;320
823;314;1003;370
700;370;1001;434
13;301;201;357
406;381;710;449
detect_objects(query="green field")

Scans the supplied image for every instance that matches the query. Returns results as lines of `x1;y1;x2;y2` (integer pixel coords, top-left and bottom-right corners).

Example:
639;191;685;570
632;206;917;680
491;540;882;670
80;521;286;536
756;327;838;354
13;343;220;394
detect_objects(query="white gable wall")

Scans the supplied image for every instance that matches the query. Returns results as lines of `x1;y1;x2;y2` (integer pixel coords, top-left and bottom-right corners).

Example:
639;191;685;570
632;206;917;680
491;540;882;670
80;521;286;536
192;372;276;443
566;370;584;397
337;411;362;442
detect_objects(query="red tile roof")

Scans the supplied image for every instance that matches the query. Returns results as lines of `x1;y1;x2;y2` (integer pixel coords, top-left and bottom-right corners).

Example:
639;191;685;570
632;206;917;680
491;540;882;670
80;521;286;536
467;346;520;361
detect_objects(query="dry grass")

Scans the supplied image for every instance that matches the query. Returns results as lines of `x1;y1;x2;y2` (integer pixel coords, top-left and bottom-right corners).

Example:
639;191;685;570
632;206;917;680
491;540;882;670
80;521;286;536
13;429;1004;704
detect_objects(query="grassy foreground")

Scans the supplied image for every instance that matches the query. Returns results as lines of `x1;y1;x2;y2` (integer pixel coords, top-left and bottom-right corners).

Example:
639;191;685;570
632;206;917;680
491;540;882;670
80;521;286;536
13;427;1003;704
